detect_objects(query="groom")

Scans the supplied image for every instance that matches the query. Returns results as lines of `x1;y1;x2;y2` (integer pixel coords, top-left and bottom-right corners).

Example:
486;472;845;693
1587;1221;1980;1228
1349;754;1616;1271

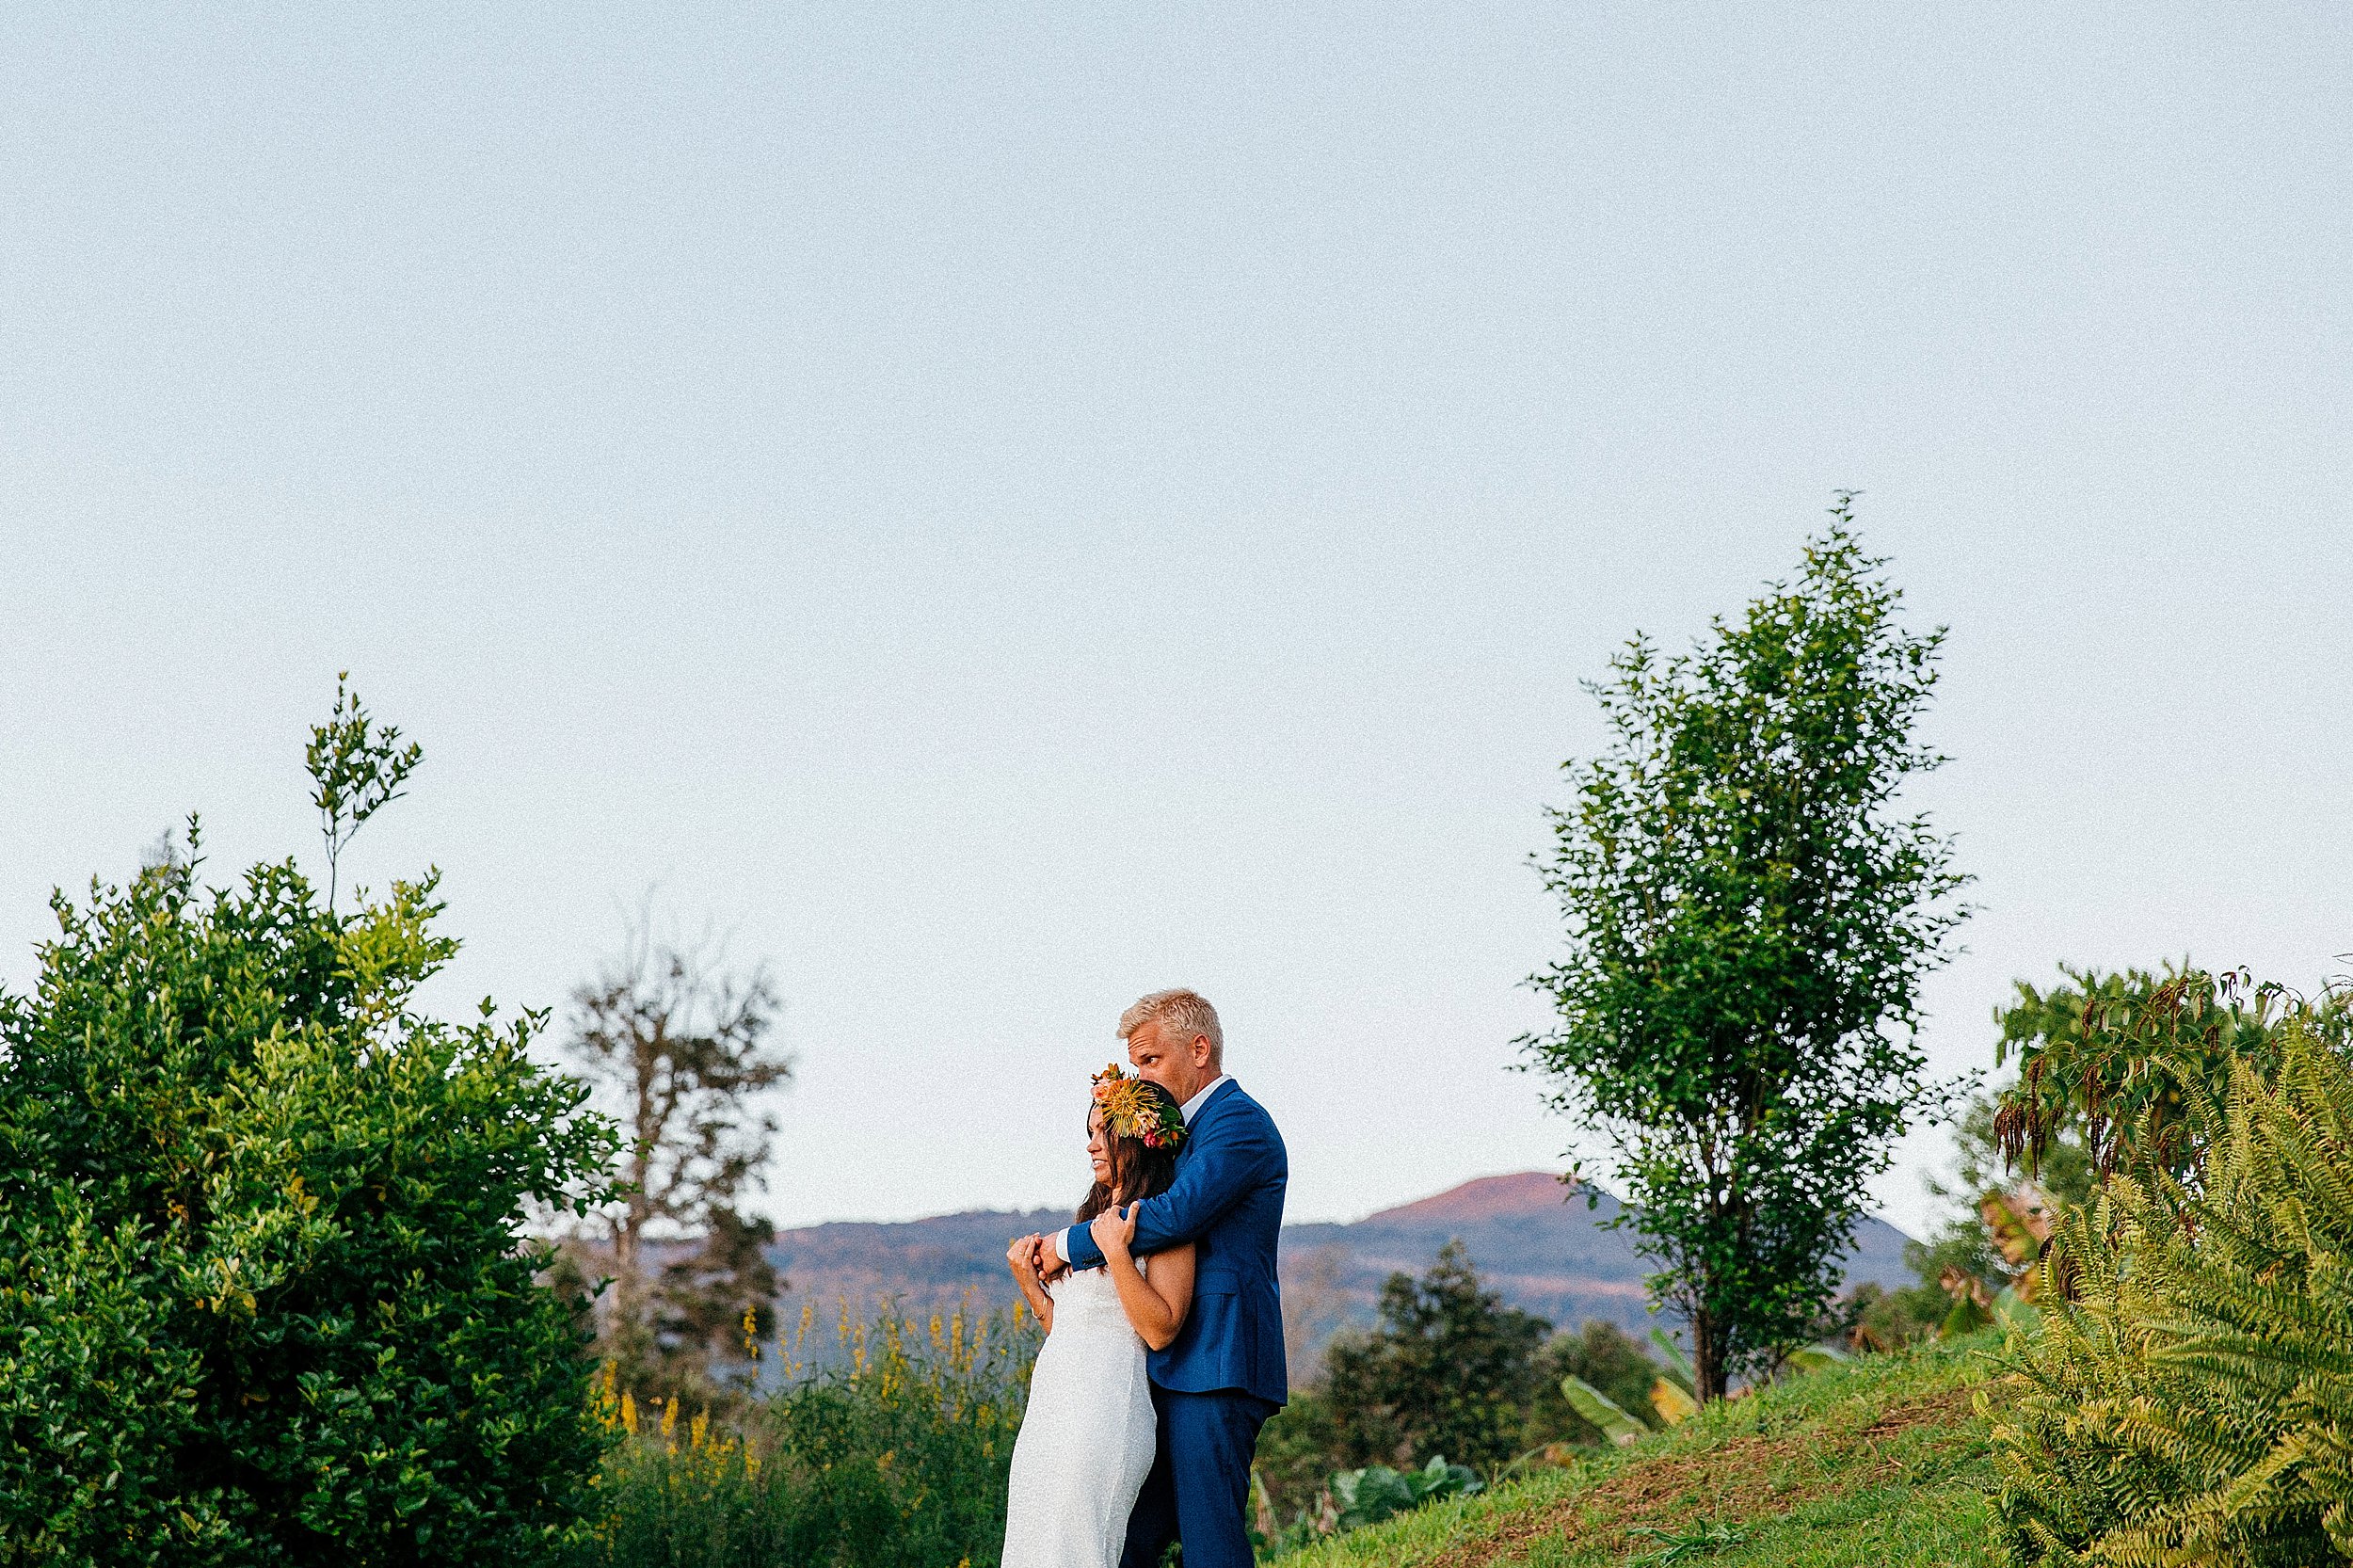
1041;987;1288;1568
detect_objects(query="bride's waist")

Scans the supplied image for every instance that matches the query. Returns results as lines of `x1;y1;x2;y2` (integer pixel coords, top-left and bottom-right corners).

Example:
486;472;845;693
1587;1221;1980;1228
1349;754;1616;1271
1046;1313;1146;1343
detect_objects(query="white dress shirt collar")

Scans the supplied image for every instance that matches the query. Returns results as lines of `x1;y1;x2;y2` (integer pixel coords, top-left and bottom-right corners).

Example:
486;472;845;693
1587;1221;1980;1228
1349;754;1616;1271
1180;1074;1231;1126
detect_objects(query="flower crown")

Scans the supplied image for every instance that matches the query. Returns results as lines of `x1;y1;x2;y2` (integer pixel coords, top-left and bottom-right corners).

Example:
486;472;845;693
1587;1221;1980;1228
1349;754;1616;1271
1092;1064;1188;1151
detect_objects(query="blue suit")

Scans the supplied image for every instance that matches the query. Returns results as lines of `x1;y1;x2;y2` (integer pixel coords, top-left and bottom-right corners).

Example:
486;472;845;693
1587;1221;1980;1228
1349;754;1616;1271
1064;1078;1288;1568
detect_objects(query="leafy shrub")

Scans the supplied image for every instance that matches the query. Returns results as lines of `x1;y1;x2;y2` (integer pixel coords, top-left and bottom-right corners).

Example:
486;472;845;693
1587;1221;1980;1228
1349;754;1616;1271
580;1298;1040;1568
1258;1456;1481;1558
0;838;619;1565
1990;1015;2353;1564
1259;1277;1658;1526
1842;1278;1947;1351
1256;1388;1349;1524
1332;1456;1481;1529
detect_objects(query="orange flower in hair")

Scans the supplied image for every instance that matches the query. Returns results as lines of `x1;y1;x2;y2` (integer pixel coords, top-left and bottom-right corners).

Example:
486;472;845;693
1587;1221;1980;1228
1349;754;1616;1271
1091;1063;1188;1150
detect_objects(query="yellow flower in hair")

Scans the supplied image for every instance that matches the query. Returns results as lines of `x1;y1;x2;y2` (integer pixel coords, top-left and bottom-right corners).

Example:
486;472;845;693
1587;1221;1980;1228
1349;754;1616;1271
1091;1063;1188;1150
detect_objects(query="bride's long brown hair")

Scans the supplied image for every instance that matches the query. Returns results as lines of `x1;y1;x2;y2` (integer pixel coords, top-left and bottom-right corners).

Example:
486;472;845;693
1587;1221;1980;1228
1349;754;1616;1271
1074;1080;1183;1224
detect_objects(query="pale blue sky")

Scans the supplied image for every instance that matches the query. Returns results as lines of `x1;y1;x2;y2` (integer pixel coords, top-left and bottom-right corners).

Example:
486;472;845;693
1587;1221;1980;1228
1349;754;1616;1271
4;6;2347;1238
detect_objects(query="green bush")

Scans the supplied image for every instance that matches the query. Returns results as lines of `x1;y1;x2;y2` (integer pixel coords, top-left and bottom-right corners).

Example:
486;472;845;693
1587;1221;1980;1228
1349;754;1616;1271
0;840;619;1565
1260;1282;1659;1529
1257;1389;1349;1523
580;1298;1040;1568
1258;1456;1481;1559
1334;1456;1481;1529
1990;1015;2353;1564
1990;963;2350;1184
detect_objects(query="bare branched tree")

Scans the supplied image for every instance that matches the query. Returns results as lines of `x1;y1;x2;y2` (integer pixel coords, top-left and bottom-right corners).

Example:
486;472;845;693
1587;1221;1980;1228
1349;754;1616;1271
564;908;792;1400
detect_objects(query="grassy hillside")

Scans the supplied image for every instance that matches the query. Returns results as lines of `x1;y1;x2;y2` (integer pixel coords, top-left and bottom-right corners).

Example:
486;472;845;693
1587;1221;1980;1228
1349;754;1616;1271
1284;1333;2008;1568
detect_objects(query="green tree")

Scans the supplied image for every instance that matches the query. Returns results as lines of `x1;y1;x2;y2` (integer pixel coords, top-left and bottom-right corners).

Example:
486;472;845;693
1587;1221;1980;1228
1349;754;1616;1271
1321;1242;1549;1474
1987;961;2348;1184
1522;509;1969;1400
0;689;619;1565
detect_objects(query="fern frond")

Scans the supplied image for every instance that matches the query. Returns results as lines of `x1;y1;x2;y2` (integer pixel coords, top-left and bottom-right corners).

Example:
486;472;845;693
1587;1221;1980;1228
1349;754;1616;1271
1993;1017;2353;1566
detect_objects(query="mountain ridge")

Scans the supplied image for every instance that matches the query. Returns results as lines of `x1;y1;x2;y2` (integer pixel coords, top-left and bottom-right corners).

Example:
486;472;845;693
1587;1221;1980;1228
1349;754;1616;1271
763;1170;1919;1362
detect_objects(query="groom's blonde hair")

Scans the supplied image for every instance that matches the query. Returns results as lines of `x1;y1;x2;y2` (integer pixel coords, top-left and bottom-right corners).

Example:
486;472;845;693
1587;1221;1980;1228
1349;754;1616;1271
1120;988;1224;1067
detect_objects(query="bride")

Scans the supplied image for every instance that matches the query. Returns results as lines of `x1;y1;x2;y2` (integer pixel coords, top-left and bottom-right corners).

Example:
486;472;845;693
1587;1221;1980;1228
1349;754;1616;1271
1000;1064;1196;1568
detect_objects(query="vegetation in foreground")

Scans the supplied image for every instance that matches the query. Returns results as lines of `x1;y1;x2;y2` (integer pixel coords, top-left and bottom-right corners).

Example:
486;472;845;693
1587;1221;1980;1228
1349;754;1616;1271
1992;1012;2353;1565
1275;1331;2008;1568
575;1299;1041;1568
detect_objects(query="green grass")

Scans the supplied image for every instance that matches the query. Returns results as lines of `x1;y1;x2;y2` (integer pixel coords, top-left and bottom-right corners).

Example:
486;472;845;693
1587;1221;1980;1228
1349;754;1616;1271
1280;1333;2008;1568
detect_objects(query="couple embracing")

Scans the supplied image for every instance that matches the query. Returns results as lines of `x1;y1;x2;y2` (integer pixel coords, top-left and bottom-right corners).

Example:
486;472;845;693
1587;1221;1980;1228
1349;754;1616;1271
1000;988;1287;1568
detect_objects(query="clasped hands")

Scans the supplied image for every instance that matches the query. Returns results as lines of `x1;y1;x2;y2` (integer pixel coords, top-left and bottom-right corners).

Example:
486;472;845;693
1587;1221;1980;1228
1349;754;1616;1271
1006;1204;1143;1283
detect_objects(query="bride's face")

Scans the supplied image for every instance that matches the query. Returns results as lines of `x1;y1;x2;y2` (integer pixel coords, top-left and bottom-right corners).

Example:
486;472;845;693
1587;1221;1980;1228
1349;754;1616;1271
1086;1109;1114;1189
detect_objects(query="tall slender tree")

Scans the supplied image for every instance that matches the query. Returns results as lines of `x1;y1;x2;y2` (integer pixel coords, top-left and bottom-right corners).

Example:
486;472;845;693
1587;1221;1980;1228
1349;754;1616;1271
1522;504;1969;1400
562;913;792;1401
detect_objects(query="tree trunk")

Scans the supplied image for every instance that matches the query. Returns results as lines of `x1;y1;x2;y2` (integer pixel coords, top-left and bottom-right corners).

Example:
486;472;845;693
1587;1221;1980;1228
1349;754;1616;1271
1692;1310;1729;1403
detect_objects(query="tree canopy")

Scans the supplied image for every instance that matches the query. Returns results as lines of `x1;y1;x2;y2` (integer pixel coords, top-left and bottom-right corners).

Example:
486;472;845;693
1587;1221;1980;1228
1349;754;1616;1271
1322;1241;1552;1473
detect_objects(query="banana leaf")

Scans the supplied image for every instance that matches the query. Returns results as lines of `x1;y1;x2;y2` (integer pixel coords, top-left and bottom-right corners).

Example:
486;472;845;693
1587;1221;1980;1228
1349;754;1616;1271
1560;1374;1648;1446
1649;1375;1699;1426
1647;1328;1697;1394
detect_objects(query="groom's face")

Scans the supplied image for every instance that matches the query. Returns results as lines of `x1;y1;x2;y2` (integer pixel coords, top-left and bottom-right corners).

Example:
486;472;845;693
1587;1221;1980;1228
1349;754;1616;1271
1126;1017;1214;1104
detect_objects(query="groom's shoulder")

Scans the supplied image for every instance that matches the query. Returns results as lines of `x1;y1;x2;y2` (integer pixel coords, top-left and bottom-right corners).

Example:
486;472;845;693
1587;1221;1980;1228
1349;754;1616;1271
1203;1080;1282;1139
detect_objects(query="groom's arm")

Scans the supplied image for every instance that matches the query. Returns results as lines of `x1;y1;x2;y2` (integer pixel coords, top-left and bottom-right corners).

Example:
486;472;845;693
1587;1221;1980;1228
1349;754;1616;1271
1061;1109;1282;1271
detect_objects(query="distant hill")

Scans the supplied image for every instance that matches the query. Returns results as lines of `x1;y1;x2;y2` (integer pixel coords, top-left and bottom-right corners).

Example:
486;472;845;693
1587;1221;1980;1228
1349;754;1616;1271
1280;1172;1913;1351
763;1171;1917;1367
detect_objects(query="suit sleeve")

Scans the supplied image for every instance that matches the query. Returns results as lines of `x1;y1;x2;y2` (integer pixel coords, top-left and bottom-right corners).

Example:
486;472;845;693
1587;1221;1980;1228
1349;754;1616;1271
1064;1105;1283;1270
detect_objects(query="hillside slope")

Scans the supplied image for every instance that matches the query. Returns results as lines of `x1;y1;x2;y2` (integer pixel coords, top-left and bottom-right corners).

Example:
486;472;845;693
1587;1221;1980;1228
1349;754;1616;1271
1285;1333;2007;1568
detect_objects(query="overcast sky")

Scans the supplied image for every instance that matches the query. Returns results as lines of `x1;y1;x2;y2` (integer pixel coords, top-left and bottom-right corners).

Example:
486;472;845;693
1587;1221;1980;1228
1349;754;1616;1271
4;6;2347;1240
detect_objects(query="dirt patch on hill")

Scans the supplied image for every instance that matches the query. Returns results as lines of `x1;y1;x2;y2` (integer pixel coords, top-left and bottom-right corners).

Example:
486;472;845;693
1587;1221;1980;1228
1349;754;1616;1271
1419;1383;1989;1568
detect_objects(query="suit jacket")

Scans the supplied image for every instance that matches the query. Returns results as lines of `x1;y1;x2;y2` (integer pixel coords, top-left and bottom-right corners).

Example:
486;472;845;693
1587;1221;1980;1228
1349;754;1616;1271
1064;1078;1289;1407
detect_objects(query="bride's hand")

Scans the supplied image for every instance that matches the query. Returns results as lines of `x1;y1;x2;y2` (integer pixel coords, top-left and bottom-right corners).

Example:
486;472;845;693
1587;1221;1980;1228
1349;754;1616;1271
1006;1234;1040;1280
1089;1203;1140;1258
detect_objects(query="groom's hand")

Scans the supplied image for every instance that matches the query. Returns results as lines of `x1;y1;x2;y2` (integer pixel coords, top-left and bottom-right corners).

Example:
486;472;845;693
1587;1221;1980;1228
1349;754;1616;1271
1089;1202;1141;1259
1032;1234;1070;1281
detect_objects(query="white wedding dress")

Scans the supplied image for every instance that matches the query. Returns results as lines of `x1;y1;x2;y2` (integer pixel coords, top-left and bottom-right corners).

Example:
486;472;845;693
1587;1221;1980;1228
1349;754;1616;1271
1000;1260;1158;1568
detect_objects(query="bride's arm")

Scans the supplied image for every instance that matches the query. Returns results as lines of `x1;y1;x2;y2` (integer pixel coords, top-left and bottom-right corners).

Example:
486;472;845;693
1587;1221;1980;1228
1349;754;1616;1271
1090;1206;1194;1352
1006;1234;1055;1332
